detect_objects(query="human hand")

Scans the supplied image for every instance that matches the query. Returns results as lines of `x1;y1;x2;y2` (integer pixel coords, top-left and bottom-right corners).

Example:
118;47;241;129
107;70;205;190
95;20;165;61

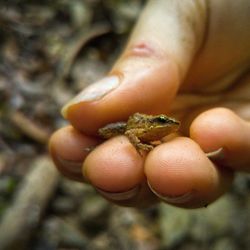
49;0;250;208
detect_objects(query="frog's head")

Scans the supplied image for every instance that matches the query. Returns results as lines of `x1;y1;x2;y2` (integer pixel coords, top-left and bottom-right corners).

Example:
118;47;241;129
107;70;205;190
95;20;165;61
151;115;180;133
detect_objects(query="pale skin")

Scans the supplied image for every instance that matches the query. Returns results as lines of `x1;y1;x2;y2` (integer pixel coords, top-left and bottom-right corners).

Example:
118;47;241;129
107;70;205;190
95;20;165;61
49;0;250;208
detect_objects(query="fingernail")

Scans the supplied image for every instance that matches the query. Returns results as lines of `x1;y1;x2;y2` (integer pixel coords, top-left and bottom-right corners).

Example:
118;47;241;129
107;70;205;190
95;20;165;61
56;156;89;182
95;186;140;201
61;75;120;118
57;157;83;173
148;181;194;204
206;147;225;161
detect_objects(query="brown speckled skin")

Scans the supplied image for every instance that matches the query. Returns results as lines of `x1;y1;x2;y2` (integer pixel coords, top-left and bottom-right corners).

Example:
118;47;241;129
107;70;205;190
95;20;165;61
98;113;180;152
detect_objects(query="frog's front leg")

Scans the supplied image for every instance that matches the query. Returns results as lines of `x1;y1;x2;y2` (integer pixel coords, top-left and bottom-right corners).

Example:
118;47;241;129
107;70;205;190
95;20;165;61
125;129;154;152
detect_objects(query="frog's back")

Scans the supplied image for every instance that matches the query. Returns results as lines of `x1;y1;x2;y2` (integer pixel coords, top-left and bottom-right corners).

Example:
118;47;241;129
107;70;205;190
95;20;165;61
126;113;148;129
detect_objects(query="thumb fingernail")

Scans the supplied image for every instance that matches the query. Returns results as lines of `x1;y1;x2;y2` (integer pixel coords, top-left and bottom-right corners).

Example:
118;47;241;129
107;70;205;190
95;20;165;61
61;75;120;118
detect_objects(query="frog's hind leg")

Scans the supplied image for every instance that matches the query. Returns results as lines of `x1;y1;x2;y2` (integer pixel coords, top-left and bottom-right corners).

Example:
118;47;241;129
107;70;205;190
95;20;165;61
125;130;153;153
98;122;126;139
149;140;161;146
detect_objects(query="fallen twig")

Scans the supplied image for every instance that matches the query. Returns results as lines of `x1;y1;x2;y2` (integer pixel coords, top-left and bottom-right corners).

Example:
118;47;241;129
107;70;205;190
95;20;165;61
54;23;110;85
10;111;51;144
0;156;59;250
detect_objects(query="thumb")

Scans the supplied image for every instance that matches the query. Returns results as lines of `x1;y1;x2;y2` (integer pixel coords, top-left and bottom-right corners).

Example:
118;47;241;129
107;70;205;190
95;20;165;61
62;0;207;134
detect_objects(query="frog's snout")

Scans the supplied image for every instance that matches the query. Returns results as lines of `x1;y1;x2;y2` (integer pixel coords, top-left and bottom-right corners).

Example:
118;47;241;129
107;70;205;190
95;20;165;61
171;119;180;131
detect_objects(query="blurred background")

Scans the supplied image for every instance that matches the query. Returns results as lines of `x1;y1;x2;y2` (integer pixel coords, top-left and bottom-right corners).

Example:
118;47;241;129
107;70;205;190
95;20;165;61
0;1;250;249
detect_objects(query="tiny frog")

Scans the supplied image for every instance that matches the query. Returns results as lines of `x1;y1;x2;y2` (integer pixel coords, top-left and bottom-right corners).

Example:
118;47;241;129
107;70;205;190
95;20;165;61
98;113;180;152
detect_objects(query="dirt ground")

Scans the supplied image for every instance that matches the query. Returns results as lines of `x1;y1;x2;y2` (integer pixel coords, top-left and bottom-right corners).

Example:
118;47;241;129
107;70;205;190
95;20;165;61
0;1;250;250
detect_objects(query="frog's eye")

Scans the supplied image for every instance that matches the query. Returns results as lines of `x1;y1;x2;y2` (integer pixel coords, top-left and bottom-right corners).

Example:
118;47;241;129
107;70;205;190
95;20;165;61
154;116;167;123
